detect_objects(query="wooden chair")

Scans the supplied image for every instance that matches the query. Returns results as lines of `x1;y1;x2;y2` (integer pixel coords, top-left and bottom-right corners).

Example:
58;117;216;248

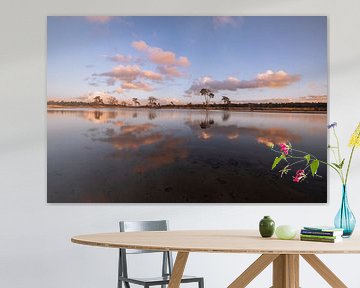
118;220;204;288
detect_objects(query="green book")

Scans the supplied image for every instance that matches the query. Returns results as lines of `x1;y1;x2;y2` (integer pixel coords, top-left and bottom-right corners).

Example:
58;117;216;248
300;236;342;243
300;234;339;240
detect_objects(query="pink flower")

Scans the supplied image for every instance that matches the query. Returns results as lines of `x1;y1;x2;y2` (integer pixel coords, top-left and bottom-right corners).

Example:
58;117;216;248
279;143;289;155
293;170;306;183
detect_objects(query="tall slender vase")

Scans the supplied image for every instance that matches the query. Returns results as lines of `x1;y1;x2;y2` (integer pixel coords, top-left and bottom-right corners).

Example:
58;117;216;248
334;185;356;237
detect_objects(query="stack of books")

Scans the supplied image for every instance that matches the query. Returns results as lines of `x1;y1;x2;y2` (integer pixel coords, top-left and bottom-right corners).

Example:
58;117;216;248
300;226;344;243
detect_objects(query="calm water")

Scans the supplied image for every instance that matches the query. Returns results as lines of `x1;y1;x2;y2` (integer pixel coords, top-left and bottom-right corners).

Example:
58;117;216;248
47;108;327;203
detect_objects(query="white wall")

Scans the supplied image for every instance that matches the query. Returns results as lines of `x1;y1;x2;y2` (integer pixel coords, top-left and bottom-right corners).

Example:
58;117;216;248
1;0;360;287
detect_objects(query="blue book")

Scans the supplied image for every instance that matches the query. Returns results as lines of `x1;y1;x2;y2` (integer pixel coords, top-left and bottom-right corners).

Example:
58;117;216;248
302;226;343;237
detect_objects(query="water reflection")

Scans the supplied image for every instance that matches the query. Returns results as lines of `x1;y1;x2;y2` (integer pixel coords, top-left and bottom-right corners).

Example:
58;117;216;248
222;111;230;122
148;109;157;120
97;124;162;150
199;111;215;129
48;108;327;203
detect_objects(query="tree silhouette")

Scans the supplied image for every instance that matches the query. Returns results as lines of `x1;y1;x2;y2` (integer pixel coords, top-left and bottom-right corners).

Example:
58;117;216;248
93;96;104;105
132;97;140;106
221;96;231;106
148;96;158;107
200;88;214;107
120;101;127;106
108;96;118;105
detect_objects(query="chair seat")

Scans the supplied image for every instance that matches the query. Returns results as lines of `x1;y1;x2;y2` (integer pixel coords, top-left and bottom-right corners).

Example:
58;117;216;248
119;274;202;286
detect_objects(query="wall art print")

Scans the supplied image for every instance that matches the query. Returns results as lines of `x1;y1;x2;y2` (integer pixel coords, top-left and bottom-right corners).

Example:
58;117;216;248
47;16;328;203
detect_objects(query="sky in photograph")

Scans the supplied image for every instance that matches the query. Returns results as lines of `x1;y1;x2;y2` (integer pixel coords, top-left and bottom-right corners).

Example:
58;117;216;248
47;16;327;104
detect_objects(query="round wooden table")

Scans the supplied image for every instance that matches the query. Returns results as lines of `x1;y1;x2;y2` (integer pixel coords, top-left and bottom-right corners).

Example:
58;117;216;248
72;230;360;288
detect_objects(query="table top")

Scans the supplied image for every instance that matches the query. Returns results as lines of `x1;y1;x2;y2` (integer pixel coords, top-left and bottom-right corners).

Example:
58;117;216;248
71;230;360;254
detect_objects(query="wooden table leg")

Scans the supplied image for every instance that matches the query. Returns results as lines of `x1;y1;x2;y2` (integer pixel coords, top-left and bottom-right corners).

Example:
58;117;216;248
168;252;189;288
273;254;299;288
228;254;279;288
301;254;347;288
288;255;299;288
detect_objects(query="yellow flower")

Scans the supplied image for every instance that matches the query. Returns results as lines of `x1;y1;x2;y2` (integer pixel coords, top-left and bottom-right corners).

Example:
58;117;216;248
349;122;360;147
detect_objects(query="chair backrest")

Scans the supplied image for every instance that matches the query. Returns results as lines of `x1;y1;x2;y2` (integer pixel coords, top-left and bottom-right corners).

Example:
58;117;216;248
118;220;173;282
119;220;169;254
120;220;168;232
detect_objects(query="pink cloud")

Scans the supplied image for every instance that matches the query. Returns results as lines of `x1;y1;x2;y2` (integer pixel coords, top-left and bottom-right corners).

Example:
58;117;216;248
157;65;184;78
213;16;243;28
89;40;191;93
132;40;191;67
132;40;149;51
121;81;153;91
85;16;112;23
96;65;163;83
107;54;134;63
94;65;161;93
185;70;301;95
177;56;191;67
99;65;141;82
149;49;177;65
143;70;163;81
256;70;300;87
114;87;125;94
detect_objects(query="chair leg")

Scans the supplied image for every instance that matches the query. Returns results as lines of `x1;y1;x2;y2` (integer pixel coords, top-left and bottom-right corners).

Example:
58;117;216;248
198;278;204;288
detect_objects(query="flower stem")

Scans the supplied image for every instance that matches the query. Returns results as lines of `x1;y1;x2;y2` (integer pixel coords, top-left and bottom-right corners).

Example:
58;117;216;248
345;129;360;185
286;159;307;168
280;148;344;182
332;127;346;181
333;127;342;165
345;145;356;185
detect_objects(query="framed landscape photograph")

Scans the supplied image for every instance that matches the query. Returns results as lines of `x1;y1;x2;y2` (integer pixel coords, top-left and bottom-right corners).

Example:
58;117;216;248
47;16;328;203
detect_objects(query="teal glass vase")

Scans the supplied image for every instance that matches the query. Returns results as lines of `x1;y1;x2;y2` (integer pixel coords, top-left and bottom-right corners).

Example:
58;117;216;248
334;185;356;237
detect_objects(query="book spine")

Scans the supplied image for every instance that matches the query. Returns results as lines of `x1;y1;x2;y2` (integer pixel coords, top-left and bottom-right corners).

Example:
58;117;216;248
300;237;336;243
301;230;335;236
300;234;337;240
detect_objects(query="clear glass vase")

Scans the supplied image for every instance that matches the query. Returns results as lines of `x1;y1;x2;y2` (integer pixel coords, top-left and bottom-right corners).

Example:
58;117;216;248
334;185;356;237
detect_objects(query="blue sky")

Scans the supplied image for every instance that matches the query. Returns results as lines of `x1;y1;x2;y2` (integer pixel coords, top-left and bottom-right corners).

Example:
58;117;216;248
47;16;327;104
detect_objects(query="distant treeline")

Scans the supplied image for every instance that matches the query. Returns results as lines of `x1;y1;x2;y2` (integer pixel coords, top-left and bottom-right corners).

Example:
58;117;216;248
47;100;107;106
47;100;327;111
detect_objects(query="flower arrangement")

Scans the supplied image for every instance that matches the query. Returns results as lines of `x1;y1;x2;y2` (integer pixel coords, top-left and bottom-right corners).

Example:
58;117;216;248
269;122;360;236
270;122;360;185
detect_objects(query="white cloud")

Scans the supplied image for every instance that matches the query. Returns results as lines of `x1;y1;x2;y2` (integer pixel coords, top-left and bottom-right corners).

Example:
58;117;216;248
213;16;244;28
185;70;301;95
85;16;113;24
132;40;191;67
95;65;163;83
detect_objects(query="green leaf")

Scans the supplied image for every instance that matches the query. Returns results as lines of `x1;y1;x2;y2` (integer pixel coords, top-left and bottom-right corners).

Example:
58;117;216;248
332;159;345;169
332;162;341;169
272;154;285;170
310;159;320;176
339;158;345;169
304;154;311;164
